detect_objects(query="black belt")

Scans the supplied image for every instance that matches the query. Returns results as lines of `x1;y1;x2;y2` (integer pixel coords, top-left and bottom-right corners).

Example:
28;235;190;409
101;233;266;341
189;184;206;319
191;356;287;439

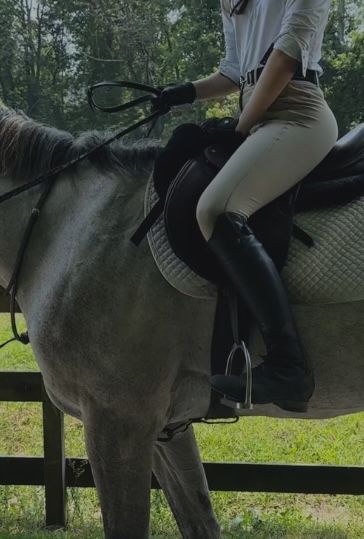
239;66;319;91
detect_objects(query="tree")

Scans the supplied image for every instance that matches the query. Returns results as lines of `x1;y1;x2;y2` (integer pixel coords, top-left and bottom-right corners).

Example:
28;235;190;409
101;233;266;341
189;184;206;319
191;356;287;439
0;0;362;138
321;0;364;134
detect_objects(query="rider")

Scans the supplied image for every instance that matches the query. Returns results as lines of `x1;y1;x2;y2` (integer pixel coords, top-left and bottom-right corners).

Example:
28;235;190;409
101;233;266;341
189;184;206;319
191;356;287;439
154;0;337;412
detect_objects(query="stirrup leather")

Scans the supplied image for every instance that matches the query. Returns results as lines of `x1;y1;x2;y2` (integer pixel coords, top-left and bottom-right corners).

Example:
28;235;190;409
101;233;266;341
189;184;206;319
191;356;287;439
218;285;254;410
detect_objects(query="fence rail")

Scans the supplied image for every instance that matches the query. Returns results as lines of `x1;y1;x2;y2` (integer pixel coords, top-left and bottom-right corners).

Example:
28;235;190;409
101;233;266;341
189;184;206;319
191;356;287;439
1;371;364;528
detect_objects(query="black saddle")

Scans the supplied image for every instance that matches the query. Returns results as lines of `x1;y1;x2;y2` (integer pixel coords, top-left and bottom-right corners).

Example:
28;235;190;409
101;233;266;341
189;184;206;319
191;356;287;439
163;121;364;284
304;122;364;181
295;123;364;211
164;144;297;283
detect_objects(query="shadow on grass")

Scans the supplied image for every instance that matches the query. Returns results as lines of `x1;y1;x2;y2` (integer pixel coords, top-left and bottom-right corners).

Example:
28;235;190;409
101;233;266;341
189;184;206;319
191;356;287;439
0;490;362;539
0;522;358;539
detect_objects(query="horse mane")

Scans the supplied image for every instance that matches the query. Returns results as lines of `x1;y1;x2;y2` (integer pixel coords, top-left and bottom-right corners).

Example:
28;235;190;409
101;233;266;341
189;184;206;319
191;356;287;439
0;107;162;182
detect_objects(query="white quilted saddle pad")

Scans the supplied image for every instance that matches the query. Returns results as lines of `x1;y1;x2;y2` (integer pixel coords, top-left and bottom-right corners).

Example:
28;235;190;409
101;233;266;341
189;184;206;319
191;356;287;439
145;174;364;305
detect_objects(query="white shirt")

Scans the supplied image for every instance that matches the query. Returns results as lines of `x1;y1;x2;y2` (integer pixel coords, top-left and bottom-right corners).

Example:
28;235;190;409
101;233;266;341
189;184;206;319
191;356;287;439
219;0;331;86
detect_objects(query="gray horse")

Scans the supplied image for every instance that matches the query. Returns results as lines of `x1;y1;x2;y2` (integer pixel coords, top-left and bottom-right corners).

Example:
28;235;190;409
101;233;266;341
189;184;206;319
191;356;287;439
0;107;363;539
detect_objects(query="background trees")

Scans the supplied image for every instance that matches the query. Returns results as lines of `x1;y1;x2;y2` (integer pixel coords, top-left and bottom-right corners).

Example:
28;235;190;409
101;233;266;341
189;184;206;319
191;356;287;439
0;0;362;140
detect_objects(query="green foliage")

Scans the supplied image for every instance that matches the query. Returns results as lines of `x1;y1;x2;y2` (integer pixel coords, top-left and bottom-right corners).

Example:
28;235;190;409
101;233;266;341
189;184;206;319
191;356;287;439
320;1;364;135
322;30;364;135
0;0;362;140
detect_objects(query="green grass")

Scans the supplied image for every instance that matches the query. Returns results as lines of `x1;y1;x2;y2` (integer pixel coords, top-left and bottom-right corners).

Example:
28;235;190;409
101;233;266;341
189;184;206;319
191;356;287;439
0;314;363;538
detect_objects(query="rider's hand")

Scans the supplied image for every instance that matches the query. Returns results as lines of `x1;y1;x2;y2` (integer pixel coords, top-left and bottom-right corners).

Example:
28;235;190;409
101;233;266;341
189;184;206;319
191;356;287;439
200;117;247;152
151;82;196;112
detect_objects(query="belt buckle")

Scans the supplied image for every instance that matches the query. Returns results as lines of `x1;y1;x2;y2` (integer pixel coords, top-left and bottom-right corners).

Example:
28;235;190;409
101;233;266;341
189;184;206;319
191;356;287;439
252;67;258;85
247;68;257;87
239;75;246;91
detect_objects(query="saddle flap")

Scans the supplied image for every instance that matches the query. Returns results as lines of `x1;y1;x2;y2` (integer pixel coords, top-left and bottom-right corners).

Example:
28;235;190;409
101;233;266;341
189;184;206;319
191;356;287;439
164;153;223;283
163;147;296;283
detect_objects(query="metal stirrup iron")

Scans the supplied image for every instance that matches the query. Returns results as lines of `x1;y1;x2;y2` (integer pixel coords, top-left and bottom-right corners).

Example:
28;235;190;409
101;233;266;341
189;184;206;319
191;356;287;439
221;287;253;410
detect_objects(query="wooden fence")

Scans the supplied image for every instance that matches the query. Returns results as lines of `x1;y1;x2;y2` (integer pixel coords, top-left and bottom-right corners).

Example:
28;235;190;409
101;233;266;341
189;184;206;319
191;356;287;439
1;292;364;528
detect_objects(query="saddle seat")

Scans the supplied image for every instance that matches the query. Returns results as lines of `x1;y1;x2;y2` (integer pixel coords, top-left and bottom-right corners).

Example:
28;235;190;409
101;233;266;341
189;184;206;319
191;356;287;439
304;122;364;182
145;123;364;305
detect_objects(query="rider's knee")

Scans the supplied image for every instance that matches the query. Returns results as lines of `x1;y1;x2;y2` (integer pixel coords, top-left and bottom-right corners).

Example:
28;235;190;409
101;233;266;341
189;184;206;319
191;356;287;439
196;195;219;242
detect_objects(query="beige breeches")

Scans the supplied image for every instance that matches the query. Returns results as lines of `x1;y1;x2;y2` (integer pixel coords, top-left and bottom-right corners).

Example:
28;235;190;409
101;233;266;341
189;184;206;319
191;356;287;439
196;79;338;240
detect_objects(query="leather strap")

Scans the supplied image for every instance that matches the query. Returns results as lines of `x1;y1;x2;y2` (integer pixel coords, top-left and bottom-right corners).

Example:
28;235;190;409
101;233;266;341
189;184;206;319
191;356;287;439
0;86;168;351
240;66;319;90
130;199;164;246
4;177;57;346
239;41;319;91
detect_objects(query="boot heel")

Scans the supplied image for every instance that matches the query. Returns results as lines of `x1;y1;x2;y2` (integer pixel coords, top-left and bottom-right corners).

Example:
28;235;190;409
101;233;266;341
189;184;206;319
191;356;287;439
273;400;308;413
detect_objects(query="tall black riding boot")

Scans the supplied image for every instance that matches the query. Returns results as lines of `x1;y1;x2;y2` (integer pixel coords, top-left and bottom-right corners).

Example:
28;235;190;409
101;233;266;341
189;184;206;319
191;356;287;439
208;212;315;412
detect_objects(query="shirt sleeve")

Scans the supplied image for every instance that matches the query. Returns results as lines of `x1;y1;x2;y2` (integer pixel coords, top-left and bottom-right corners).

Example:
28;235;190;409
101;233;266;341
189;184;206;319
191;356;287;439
273;0;330;77
218;4;240;86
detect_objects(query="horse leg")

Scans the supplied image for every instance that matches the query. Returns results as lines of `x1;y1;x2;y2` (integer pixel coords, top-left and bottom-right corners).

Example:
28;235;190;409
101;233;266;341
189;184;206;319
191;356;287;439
83;406;157;539
153;426;221;539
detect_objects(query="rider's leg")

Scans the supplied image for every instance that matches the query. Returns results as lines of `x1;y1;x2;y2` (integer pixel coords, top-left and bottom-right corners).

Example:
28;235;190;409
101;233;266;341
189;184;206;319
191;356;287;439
196;81;338;411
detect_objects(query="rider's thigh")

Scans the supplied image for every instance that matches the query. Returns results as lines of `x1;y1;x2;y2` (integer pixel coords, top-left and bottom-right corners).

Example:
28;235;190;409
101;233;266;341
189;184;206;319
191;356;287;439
196;98;338;241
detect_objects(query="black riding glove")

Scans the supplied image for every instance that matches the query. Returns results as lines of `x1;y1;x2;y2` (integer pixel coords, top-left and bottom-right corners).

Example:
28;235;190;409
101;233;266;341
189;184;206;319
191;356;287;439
200;117;247;153
151;82;196;112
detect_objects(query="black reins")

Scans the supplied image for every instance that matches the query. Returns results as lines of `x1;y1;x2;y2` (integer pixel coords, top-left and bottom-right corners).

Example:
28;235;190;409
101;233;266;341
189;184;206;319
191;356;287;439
0;81;168;350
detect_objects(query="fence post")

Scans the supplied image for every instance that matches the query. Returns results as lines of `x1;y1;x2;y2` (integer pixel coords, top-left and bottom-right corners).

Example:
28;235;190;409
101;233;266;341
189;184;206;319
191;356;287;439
41;381;66;528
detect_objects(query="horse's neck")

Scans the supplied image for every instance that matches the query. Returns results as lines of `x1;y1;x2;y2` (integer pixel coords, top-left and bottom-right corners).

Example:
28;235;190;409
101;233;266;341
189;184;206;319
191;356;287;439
0;164;147;301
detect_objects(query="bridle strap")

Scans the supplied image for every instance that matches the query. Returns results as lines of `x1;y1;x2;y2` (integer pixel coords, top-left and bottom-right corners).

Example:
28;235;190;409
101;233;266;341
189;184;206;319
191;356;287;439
0;175;52;204
0;109;163;205
0;99;167;348
87;80;162;114
5;179;54;295
5;176;59;345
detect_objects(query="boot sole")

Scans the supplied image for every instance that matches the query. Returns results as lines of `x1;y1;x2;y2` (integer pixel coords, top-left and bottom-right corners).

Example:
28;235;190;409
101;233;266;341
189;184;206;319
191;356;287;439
211;380;311;413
